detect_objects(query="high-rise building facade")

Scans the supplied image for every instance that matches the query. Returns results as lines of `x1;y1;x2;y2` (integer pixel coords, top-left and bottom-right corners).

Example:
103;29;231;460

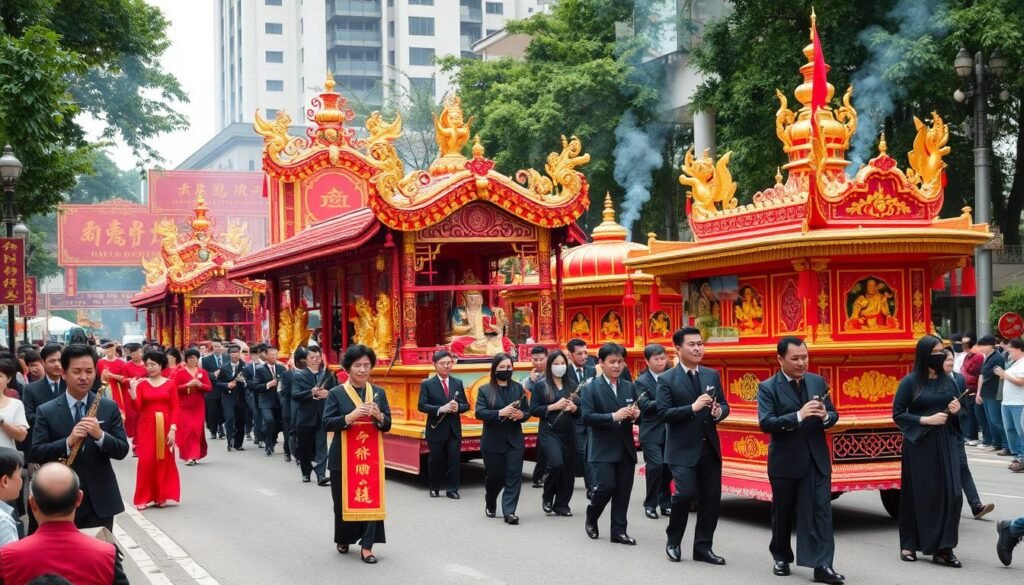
215;0;544;132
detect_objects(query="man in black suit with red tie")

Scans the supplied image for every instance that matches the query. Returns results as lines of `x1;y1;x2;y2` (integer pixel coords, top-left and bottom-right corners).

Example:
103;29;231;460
582;343;640;545
418;350;470;498
657;327;729;565
757;337;843;585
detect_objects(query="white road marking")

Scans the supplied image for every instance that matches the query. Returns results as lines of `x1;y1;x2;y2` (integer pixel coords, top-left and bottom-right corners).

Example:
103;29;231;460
255;487;277;497
124;506;222;585
979;491;1024;501
445;563;507;584
113;521;175;585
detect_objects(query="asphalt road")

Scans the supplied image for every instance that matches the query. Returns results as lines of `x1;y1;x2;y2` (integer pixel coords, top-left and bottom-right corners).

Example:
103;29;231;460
112;438;1024;585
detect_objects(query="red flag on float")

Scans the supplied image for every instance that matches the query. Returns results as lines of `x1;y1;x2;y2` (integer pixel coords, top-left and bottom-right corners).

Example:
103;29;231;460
810;9;828;137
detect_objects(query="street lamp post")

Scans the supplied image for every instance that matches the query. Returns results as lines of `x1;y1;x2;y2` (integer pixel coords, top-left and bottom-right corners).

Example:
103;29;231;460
0;146;21;351
954;48;1010;336
14;218;29;345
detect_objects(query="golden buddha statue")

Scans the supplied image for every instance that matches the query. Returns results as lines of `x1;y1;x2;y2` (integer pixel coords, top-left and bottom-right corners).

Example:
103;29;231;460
845;277;899;330
601;311;624;339
450;271;513;357
570;313;591;337
649;311;670;337
734;285;764;335
434;94;473;157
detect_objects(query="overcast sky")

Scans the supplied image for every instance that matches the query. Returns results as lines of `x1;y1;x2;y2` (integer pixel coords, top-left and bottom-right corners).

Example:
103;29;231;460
104;0;216;170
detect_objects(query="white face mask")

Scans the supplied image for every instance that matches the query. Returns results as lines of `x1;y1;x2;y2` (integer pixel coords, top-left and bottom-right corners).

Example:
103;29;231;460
551;364;567;378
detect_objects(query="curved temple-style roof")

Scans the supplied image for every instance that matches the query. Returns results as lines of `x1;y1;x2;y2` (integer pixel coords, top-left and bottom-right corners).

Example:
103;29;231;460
132;195;263;305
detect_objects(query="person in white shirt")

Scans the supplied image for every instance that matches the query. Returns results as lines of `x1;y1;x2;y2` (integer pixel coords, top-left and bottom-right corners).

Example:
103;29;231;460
0;359;28;449
952;334;967;374
992;338;1024;471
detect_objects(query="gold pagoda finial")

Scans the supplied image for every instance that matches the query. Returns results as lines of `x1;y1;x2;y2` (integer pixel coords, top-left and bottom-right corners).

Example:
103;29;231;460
775;166;783;185
591;192;628;241
810;7;816;37
878;132;887;153
472;135;485;158
325;70;336;93
602;192;615;222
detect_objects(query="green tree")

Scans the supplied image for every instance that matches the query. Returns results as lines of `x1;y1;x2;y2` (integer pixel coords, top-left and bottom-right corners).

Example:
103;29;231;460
348;74;441;171
990;285;1024;329
0;0;186;217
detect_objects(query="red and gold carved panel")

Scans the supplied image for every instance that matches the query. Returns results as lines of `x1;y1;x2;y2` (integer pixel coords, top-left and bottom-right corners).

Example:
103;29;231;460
190;277;252;298
302;168;368;226
726;368;771;404
910;268;926;336
837;365;908;410
815;269;832;340
417;203;538;242
720;429;770;464
772;272;804;336
596;305;626;342
837;269;906;335
567;306;594;343
648;310;672;341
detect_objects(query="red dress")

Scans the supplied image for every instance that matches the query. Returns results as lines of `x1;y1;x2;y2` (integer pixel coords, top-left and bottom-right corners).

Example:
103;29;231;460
133;378;181;506
122;361;148;439
172;366;211;461
97;358;127;413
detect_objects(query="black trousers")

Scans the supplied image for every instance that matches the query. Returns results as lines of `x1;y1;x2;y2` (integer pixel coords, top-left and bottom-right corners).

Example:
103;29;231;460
958;439;981;509
769;468;835;568
539;430;575;512
296;425;326;478
482;447;524;517
666;443;722;553
641;441;672;511
247;392;263;441
260;406;281;451
280;415;293;457
586;456;635;537
204;397;223;435
222;395;248;449
532;442;547;484
427;434;461;492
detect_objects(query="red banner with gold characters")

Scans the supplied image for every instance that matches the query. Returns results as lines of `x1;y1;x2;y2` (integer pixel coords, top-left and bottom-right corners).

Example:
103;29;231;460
339;382;386;521
58;202;163;266
0;239;24;305
65;267;77;296
21;277;36;317
148;170;267;216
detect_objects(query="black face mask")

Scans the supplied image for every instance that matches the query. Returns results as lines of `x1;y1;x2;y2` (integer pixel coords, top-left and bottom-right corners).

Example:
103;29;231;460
495;370;513;382
952;342;963;353
927;353;947;374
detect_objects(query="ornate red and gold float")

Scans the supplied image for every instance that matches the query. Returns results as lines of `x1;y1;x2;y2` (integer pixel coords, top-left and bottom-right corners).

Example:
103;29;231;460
229;73;590;472
131;194;265;346
618;30;991;514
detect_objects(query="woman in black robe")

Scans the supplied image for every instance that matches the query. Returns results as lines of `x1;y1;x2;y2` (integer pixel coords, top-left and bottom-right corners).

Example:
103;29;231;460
528;349;579;516
323;344;391;564
892;335;963;567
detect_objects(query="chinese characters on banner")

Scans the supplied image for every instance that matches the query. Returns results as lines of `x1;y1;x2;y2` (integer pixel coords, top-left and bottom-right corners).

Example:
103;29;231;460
147;170;267;216
20;277;36;318
341;421;386;521
65;267;77;296
0;239;25;305
46;291;135;309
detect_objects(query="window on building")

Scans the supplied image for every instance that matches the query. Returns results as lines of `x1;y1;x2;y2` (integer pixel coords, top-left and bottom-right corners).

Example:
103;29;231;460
409;77;435;96
249;159;256;171
265;22;283;34
388;50;395;66
408;16;434;36
266;108;280;118
265;0;282;5
266;79;284;91
388;21;394;37
409;0;433;4
409;47;435;66
485;1;502;14
265;51;284;63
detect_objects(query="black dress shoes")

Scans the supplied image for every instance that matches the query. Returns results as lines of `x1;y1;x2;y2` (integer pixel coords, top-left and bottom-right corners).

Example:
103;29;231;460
660;507;672;517
586;487;594;500
644;507;658;519
555;509;573;517
666;543;682;562
694;550;726;565
360;549;377;564
813;566;845;584
429;490;440;497
542;501;553;514
284;454;291;462
610;533;637;545
504;514;519;525
932;550;961;568
227;446;233;452
446;491;460;500
773;560;791;576
485;507;496;518
317;476;330;486
585;523;599;539
998;520;1020;566
302;475;311;483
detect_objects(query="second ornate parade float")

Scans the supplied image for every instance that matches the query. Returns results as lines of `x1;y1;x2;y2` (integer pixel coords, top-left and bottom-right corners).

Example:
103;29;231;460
223;17;990;513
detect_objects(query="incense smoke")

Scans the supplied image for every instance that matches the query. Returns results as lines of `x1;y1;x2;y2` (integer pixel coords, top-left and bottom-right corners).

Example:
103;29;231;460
614;110;666;238
847;0;949;173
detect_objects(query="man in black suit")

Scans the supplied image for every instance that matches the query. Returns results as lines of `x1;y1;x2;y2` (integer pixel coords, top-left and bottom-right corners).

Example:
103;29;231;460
566;338;598;498
200;339;226;439
28;344;130;532
244;343;267;447
657;327;730;565
216;345;248;451
582;342;640;545
291;345;336;485
418;350;470;498
636;344;671;520
22;344;66;430
252;346;286;456
757;336;843;584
